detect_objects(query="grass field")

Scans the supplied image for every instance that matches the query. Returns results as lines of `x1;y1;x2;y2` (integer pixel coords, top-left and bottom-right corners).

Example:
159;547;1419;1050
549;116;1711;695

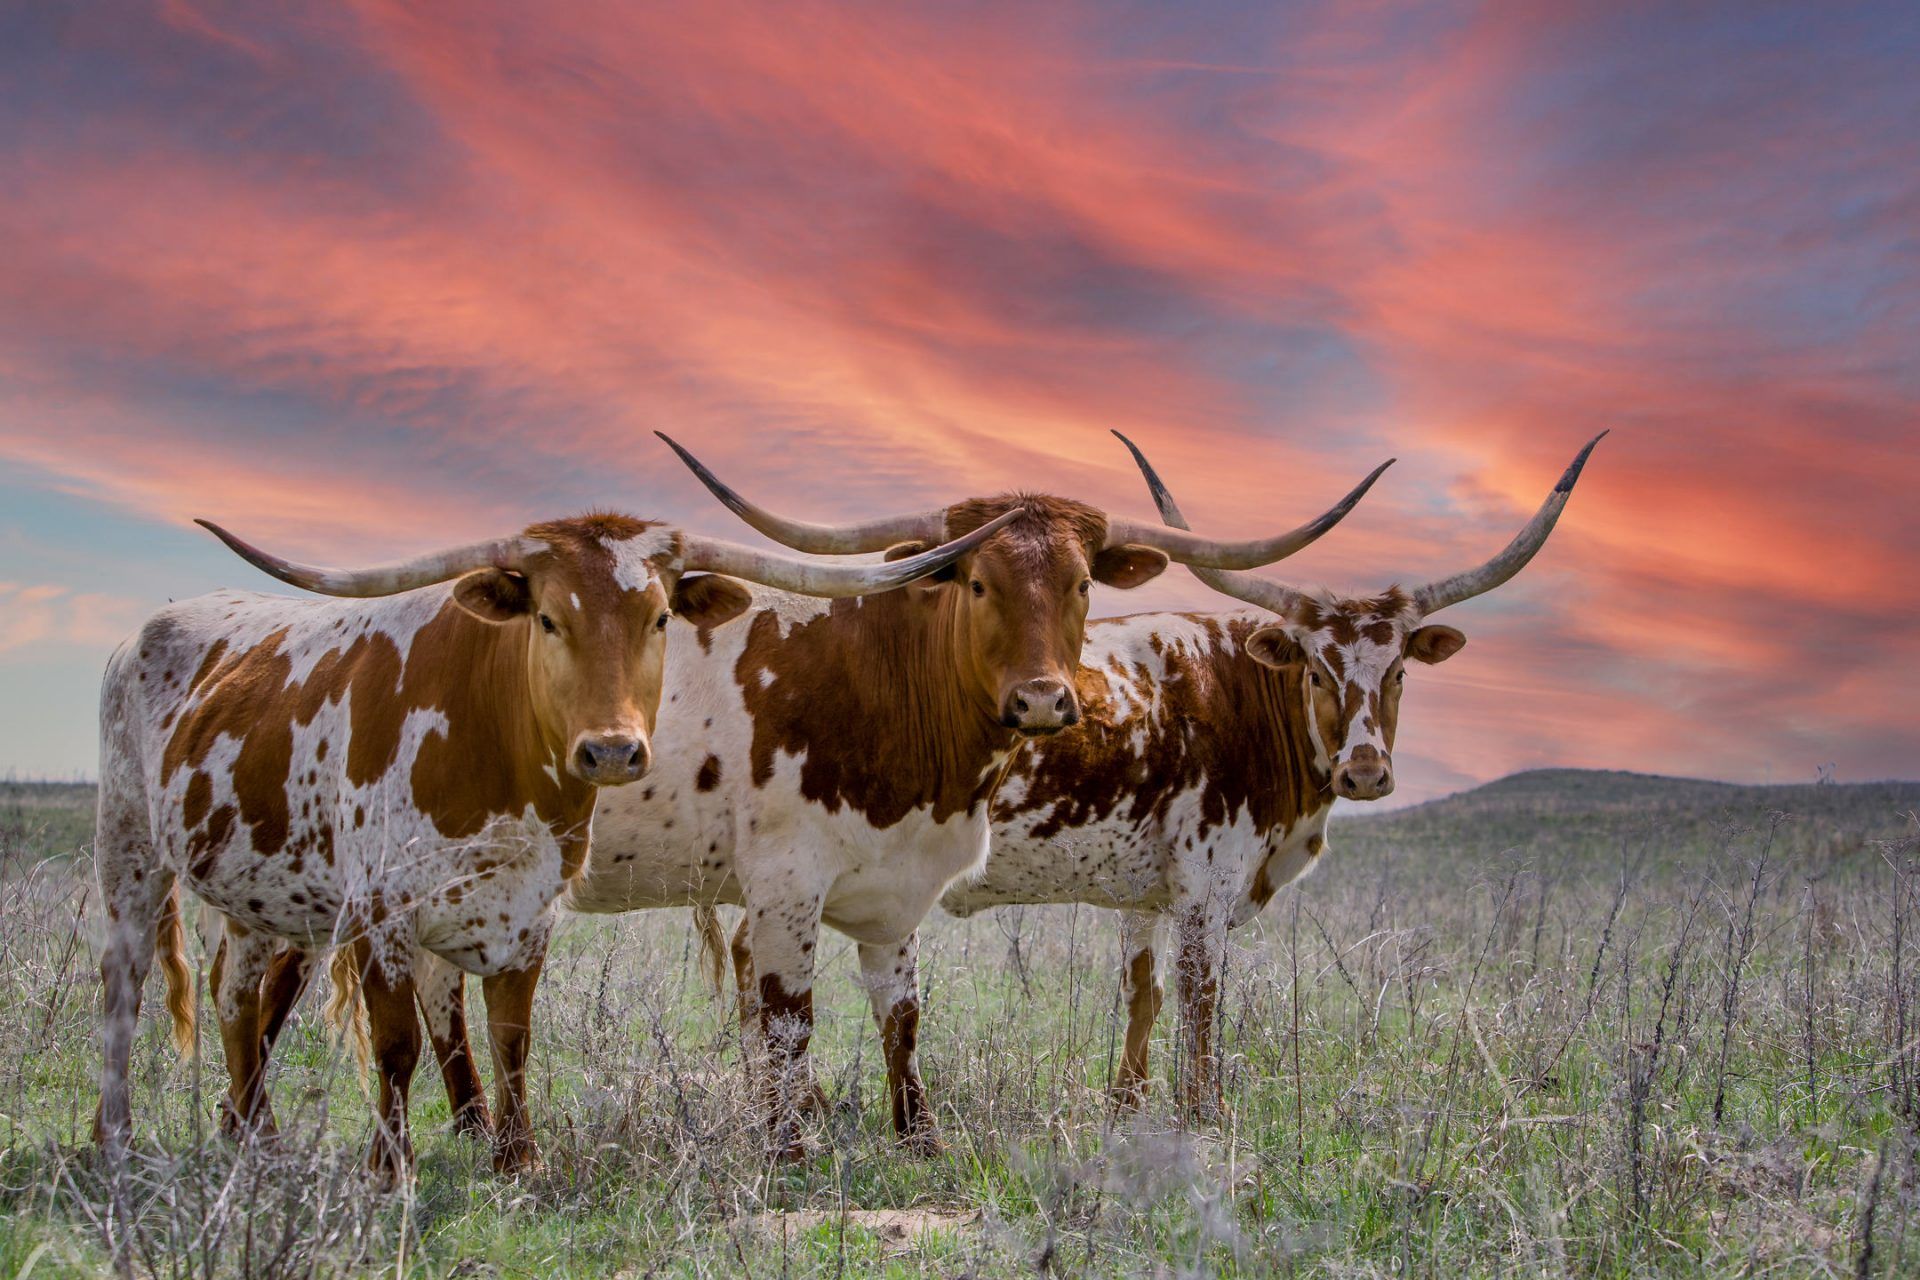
3;769;1918;1277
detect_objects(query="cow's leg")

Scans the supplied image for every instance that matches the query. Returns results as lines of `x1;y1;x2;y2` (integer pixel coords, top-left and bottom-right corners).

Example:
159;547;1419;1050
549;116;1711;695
416;952;492;1138
729;912;761;1064
1114;910;1165;1110
858;931;938;1153
256;944;313;1055
1173;906;1229;1121
212;922;280;1138
92;784;172;1154
480;957;544;1174
743;888;824;1161
355;940;421;1186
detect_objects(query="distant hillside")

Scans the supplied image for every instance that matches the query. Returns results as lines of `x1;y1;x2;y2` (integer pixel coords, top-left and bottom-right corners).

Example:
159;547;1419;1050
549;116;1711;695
7;771;1918;878
1332;768;1920;870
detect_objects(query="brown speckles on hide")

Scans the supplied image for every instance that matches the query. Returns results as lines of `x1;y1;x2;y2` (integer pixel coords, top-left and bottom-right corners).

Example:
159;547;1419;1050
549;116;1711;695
695;754;723;792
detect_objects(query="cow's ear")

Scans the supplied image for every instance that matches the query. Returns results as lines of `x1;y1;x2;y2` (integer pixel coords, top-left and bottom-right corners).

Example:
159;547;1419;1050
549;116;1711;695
672;573;754;629
1091;544;1169;589
883;540;959;586
1244;624;1308;669
452;569;532;623
1406;624;1467;665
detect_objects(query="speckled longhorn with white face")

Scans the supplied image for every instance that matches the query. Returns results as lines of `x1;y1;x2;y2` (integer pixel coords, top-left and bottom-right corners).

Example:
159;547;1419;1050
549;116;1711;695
943;431;1604;1115
407;435;1388;1159
90;508;1006;1180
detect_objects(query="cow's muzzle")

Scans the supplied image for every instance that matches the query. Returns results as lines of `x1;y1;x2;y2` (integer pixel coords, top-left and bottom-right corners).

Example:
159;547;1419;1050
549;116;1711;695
1001;677;1079;736
1333;744;1393;800
571;732;651;785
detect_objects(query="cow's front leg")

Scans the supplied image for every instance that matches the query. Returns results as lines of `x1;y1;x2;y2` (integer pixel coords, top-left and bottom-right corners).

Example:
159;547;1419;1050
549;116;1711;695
744;890;824;1162
212;923;280;1139
1113;910;1165;1110
858;932;938;1153
354;940;421;1187
480;955;544;1174
1173;907;1229;1122
416;952;492;1138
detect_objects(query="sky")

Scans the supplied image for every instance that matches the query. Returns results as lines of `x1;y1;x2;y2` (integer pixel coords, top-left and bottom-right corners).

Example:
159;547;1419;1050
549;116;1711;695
2;0;1916;804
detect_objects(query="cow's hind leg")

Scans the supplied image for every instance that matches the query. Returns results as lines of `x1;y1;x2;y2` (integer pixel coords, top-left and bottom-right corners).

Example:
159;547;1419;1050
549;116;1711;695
256;944;313;1055
212;922;282;1139
92;784;175;1154
1113;910;1165;1110
480;956;544;1174
858;931;938;1153
417;953;492;1138
353;940;421;1187
1173;906;1229;1122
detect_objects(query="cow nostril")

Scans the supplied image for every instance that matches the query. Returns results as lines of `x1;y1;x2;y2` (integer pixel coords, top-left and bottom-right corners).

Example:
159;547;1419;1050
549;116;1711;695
1013;696;1030;714
625;743;643;768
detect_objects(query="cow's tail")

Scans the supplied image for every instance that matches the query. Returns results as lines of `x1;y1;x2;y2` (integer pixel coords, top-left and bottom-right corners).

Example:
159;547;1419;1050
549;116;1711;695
693;904;727;998
156;884;197;1058
322;948;371;1076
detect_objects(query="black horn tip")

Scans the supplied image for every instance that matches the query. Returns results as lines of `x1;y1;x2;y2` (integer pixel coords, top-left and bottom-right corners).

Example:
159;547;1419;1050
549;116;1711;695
1110;429;1174;502
655;432;753;516
1555;430;1609;493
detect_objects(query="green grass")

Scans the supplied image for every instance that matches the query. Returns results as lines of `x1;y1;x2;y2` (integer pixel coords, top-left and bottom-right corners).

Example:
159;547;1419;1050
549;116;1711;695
3;771;1918;1276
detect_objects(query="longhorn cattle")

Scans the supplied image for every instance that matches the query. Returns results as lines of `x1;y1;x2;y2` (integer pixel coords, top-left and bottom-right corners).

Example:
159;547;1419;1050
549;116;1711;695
940;431;1604;1114
93;507;1007;1179
400;437;1389;1158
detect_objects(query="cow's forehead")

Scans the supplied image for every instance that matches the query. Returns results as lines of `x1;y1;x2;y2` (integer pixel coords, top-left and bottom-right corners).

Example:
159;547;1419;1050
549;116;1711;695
522;515;677;602
1296;590;1416;680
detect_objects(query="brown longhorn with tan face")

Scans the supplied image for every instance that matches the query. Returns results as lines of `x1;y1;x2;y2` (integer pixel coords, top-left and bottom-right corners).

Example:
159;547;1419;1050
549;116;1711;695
92;506;1011;1180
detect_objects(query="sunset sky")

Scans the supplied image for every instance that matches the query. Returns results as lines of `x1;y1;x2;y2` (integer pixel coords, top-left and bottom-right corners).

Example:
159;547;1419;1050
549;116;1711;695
3;1;1916;803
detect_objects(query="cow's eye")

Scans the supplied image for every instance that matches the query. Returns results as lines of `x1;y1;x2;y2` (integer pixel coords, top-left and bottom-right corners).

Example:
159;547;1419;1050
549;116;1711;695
655;613;671;632
1078;578;1092;596
1396;667;1406;683
1308;670;1323;688
538;614;557;635
970;579;986;597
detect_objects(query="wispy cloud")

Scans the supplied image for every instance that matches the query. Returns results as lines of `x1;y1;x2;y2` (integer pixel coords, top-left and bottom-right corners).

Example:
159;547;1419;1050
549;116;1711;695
1;0;1915;792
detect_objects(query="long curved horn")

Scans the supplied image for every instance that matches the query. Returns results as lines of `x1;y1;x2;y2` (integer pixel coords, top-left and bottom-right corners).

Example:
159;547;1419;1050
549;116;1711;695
1103;449;1393;569
657;433;947;553
1110;432;1370;616
680;510;1017;597
1409;432;1605;616
196;520;539;597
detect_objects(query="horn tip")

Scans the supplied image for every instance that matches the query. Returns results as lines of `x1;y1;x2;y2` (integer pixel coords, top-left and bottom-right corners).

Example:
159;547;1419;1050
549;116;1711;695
1556;432;1608;493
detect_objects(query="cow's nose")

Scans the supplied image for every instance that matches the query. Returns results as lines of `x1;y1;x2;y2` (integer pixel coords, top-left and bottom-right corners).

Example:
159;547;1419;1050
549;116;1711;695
1335;750;1393;800
1002;678;1078;736
571;733;650;785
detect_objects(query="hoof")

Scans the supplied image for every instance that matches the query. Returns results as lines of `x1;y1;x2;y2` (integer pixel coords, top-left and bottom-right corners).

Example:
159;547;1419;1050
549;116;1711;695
220;1105;279;1145
899;1126;944;1158
492;1138;541;1176
450;1105;494;1140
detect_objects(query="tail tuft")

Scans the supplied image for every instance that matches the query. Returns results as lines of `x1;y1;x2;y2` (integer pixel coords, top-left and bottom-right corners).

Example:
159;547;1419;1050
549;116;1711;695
323;948;371;1077
693;904;727;998
157;885;197;1058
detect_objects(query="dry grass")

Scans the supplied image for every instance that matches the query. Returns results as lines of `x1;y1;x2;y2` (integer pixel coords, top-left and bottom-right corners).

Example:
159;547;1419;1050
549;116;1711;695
3;771;1918;1277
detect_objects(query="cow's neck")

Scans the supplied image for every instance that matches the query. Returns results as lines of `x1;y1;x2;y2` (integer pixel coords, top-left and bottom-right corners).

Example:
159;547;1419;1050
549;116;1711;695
733;590;1015;830
408;604;597;847
1203;614;1334;840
